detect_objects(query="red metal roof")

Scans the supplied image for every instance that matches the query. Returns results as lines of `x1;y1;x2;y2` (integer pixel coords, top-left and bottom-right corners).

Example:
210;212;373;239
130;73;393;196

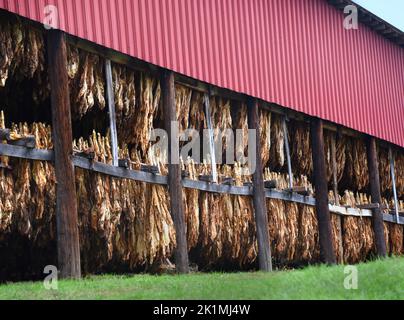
1;0;403;147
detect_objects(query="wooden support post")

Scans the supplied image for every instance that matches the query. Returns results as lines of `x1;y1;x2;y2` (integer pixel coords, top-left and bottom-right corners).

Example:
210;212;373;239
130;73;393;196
247;97;272;272
47;30;81;279
310;118;336;265
282;117;293;189
105;59;119;166
161;69;189;273
330;133;344;263
389;147;400;223
366;137;387;257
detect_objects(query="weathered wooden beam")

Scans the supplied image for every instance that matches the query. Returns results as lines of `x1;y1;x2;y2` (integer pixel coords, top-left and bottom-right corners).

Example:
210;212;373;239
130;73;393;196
73;149;95;160
183;178;251;196
105;59;119;166
0;143;54;161
73;155;168;185
140;164;159;174
0;129;11;140
0;129;36;148
2;140;404;231
366;137;387;257
284;186;312;196
7;136;36;148
220;176;235;186
161;69;189;273
47;30;81;279
357;203;385;210
311;118;336;265
198;174;215;183
247;97;272;272
264;180;277;189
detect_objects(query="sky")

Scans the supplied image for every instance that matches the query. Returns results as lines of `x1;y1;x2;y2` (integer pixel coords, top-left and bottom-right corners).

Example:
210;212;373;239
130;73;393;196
354;0;404;31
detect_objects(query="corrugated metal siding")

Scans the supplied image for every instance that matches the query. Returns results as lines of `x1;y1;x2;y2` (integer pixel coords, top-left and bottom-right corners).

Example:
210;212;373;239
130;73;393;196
1;0;403;146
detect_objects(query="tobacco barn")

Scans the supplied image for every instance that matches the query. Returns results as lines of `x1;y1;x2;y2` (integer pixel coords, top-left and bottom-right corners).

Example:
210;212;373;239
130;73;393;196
0;0;403;281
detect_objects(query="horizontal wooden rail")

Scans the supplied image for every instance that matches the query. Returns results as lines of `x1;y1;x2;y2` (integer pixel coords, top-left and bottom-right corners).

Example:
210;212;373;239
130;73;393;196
265;189;315;205
182;179;251;196
0;143;54;161
1;143;403;225
72;156;168;185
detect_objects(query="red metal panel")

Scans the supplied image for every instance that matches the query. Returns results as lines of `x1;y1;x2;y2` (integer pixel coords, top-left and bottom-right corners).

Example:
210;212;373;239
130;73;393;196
1;0;403;146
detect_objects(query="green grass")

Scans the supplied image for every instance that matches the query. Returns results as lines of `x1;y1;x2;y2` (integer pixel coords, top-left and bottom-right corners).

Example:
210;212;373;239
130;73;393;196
1;257;404;300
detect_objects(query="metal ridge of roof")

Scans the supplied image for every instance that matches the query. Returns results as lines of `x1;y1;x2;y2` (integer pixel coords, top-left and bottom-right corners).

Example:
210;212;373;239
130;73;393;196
328;0;404;48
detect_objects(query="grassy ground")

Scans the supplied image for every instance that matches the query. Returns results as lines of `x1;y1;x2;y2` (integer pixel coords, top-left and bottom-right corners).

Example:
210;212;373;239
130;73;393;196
0;257;403;300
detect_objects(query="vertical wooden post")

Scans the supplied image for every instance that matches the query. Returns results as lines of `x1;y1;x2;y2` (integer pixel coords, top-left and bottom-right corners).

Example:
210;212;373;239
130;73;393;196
47;30;81;279
105;59;119;166
161;69;189;273
310;118;336;265
247;97;272;272
330;133;344;263
366;137;387;257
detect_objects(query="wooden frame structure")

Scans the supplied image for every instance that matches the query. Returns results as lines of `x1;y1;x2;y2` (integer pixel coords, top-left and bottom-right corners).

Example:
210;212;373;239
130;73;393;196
1;143;403;225
1;26;404;278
